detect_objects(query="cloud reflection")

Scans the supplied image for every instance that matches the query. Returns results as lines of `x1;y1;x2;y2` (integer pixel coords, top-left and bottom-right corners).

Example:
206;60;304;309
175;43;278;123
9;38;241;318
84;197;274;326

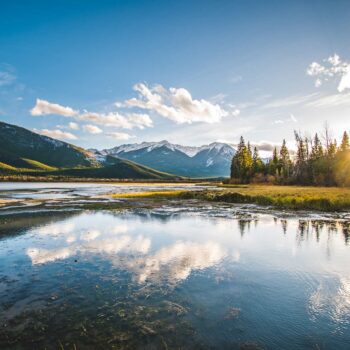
129;241;226;283
309;276;350;325
26;218;228;285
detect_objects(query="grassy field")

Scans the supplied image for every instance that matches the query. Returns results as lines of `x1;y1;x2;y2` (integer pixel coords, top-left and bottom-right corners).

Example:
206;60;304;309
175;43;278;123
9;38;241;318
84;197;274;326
111;184;350;212
182;185;350;211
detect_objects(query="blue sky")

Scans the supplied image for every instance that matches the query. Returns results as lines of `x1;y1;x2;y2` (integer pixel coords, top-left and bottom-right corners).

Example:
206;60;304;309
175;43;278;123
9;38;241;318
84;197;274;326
1;0;350;150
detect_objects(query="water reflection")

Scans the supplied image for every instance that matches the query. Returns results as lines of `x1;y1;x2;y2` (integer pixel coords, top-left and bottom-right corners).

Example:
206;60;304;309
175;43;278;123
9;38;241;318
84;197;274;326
1;209;350;349
5;212;350;282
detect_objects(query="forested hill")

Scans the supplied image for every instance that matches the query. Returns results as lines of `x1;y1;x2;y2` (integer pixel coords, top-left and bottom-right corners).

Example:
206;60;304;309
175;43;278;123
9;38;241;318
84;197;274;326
0;121;98;170
0;121;176;180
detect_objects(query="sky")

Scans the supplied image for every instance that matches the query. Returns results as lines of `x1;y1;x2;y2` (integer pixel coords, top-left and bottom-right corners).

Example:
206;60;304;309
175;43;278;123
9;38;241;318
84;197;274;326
1;0;350;150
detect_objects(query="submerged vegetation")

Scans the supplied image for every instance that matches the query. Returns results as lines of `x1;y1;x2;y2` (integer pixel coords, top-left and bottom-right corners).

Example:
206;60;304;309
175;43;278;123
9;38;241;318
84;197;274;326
112;190;188;198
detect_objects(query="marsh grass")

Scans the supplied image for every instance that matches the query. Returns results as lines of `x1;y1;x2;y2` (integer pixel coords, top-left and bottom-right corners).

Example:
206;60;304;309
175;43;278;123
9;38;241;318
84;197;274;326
178;185;350;211
110;185;350;211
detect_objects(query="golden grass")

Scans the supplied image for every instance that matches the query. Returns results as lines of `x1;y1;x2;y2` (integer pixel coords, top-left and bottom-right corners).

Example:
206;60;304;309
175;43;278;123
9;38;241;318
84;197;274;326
0;162;18;171
180;185;350;211
219;184;350;198
22;158;58;171
111;185;350;210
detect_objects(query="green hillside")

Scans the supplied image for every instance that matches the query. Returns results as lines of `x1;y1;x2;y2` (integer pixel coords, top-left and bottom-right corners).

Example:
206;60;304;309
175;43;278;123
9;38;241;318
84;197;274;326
0;121;98;169
0;121;177;180
25;158;175;179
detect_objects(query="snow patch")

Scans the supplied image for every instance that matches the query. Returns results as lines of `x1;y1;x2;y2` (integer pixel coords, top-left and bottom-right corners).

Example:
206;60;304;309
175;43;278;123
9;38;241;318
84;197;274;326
103;141;235;158
206;157;214;167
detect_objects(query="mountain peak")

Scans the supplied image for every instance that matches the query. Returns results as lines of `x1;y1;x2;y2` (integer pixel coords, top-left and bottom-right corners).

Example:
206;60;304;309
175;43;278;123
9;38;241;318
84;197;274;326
101;140;236;177
103;140;234;158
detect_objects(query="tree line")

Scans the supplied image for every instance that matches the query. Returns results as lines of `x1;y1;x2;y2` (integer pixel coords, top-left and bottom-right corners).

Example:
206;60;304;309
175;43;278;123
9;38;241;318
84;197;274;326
230;127;350;186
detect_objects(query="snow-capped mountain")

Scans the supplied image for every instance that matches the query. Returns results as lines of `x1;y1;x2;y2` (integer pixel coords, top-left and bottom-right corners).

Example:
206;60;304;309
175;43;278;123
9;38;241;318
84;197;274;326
100;141;236;177
103;140;200;157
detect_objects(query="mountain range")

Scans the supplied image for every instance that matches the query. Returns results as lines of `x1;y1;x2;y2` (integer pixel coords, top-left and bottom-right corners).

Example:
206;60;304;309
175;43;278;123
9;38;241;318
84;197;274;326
94;140;235;177
0;121;235;179
0;121;175;179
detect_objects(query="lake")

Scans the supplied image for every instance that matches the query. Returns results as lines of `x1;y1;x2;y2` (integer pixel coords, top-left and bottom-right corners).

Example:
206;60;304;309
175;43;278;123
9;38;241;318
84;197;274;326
0;183;349;349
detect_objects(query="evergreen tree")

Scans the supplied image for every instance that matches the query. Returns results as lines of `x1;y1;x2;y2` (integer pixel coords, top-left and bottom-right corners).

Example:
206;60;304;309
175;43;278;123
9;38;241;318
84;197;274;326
294;131;308;184
231;136;245;180
328;140;337;158
340;131;350;152
279;139;291;178
252;146;263;175
230;127;348;186
269;147;279;176
230;136;253;182
310;133;325;185
310;133;323;160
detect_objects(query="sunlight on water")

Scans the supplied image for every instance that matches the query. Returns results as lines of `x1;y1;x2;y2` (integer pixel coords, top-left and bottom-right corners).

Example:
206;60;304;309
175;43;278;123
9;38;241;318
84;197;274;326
1;208;350;349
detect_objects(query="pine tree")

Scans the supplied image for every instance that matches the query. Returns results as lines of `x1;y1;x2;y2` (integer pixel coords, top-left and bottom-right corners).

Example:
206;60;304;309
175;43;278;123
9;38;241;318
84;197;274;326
340;131;350;152
310;133;323;160
252;146;263;175
230;136;253;182
328;140;337;158
310;133;325;185
294;131;308;183
230;127;347;186
245;141;253;179
323;139;337;186
269;147;279;176
279;139;291;178
231;136;245;179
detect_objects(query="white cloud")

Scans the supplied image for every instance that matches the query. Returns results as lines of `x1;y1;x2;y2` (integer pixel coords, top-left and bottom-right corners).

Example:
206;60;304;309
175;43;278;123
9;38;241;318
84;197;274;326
30;83;232;134
338;69;350;92
127;113;153;128
0;71;16;86
68;122;79;130
125;83;230;124
31;99;79;117
106;132;134;141
78;111;152;129
249;141;281;152
305;92;350;108
33;128;77;140
290;114;298;123
83;124;103;134
262;93;319;109
307;54;350;92
315;78;322;88
272;114;297;125
30;98;153;130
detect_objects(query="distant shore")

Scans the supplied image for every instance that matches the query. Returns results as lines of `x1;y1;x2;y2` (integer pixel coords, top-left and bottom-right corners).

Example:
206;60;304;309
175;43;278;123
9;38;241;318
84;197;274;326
0;176;220;184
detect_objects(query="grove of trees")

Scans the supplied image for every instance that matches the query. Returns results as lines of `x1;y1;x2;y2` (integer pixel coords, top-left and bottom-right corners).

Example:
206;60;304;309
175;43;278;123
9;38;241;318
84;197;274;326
230;128;350;186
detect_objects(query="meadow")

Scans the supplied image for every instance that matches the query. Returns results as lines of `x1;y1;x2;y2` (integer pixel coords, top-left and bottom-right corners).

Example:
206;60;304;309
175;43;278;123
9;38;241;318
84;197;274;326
111;184;350;212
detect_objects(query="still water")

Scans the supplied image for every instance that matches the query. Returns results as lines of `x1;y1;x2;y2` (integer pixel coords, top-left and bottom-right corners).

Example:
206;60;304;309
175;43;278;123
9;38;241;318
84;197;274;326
0;193;350;349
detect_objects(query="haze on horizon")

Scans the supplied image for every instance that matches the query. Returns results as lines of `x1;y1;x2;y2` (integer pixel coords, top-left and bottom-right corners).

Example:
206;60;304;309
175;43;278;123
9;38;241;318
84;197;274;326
0;0;350;150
